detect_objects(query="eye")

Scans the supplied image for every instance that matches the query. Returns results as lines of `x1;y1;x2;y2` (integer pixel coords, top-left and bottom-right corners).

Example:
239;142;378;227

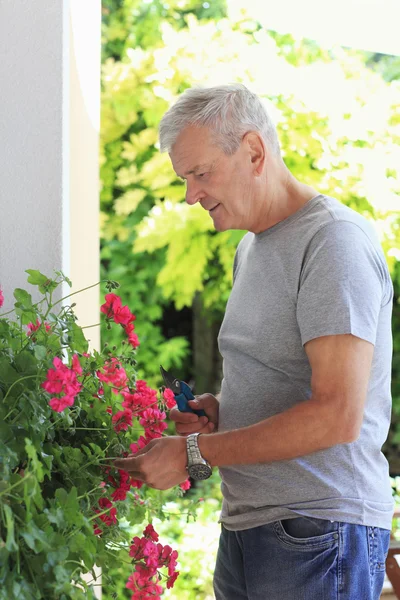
197;172;207;178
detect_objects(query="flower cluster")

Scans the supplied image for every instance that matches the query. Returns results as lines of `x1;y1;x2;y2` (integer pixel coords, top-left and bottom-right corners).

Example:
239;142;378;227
97;357;129;392
126;524;179;599
101;293;139;348
42;355;82;412
0;287;3;308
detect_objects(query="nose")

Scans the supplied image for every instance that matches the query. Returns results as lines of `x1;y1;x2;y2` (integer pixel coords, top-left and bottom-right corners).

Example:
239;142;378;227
185;179;205;206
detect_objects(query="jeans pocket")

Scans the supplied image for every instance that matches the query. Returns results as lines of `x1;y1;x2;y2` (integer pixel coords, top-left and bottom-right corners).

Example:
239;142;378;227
274;516;339;549
368;526;391;573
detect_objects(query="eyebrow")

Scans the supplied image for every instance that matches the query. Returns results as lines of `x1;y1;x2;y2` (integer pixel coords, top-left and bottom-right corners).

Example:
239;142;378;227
183;163;211;176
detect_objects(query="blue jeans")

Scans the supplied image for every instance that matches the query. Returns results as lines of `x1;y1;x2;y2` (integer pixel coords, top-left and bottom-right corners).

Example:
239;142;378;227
213;517;391;600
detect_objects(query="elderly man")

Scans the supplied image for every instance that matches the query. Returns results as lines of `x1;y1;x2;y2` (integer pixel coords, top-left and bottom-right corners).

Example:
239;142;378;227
115;84;394;599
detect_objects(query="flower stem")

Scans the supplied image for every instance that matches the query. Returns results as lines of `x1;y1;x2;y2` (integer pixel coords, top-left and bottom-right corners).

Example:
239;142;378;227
3;375;38;408
50;281;104;310
81;323;101;330
0;473;32;497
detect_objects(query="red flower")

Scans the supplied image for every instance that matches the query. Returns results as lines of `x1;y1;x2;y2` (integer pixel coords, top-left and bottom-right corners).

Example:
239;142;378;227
163;387;176;409
0;288;4;308
96;497;117;526
110;469;132;501
112;408;133;433
101;293;135;326
179;478;191;492
167;571;179;589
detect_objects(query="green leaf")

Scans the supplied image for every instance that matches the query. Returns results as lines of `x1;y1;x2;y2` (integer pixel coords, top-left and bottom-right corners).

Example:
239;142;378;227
34;345;47;361
3;505;18;552
25;270;49;286
0;359;20;385
13;289;33;307
67;322;89;354
14;351;37;375
25;438;44;483
20;520;51;553
25;270;58;294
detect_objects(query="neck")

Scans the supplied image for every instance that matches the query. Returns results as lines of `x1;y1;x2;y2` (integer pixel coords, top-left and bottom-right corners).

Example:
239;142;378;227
251;163;318;234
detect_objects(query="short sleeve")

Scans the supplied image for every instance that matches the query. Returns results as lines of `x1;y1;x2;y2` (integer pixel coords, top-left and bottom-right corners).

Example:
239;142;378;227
296;220;391;346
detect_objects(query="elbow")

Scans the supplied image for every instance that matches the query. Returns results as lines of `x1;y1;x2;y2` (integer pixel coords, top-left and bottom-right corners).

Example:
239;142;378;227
334;414;362;444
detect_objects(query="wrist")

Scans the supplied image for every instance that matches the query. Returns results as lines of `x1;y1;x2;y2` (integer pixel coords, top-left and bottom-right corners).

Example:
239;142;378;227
197;431;216;467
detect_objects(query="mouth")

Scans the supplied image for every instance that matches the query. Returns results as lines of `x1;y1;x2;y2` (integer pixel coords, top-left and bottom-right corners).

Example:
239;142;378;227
209;204;220;213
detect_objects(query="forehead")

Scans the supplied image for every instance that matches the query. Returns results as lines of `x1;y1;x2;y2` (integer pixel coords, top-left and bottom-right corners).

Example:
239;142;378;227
169;125;221;175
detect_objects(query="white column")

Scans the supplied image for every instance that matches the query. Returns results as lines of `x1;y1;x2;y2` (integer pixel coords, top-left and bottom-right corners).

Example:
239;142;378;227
0;0;100;351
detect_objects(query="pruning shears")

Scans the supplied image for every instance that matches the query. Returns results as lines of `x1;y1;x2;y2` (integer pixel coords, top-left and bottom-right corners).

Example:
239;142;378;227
160;365;206;417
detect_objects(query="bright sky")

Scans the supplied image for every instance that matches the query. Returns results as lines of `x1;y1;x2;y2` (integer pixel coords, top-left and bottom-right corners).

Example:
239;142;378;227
227;0;400;56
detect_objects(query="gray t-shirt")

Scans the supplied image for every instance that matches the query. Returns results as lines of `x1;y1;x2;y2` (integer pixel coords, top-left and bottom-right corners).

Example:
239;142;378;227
218;194;394;531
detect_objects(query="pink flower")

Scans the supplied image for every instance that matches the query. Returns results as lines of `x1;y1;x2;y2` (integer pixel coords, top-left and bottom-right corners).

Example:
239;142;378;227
97;358;129;391
126;524;179;596
42;356;82;412
71;354;82;375
143;524;159;542
167;571;179;589
112;408;133;433
163;387;176;409
123;322;140;348
27;319;52;336
126;571;163;599
139;407;167;439
0;288;4;308
48;395;75;412
179;478;191;492
129;436;149;455
121;381;157;412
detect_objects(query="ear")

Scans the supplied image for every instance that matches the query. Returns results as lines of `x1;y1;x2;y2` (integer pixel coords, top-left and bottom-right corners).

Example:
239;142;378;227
243;132;265;176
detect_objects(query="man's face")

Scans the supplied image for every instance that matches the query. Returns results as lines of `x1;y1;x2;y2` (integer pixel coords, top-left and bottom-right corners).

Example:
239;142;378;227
169;125;256;232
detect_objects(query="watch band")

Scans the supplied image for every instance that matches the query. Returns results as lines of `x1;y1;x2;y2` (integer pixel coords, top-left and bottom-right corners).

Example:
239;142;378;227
186;433;205;463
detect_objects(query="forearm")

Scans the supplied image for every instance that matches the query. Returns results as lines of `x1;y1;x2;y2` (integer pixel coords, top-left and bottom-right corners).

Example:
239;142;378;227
198;396;353;468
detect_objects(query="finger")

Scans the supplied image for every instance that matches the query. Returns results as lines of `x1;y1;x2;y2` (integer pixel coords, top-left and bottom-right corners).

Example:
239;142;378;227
176;416;209;435
169;407;199;424
177;421;215;436
114;456;140;471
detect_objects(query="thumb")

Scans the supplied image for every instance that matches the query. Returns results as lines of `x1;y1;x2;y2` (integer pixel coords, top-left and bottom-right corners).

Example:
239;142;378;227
188;394;218;421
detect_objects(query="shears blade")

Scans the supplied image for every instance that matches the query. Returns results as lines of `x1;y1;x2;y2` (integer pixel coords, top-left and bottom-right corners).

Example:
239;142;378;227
160;365;181;395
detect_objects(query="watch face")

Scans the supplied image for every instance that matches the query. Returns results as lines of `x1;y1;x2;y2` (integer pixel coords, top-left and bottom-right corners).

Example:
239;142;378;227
188;463;212;480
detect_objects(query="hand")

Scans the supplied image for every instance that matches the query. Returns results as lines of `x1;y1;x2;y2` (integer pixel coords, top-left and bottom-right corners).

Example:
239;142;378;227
169;393;219;436
114;436;188;490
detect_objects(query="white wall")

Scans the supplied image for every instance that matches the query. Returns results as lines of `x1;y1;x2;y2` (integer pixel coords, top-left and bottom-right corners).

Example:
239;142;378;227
0;0;100;350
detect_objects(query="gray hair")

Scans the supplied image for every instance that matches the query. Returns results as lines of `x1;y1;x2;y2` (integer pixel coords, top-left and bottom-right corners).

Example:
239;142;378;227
159;83;280;156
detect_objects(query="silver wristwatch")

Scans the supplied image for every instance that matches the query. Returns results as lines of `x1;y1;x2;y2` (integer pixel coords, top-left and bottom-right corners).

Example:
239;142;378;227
186;433;213;480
